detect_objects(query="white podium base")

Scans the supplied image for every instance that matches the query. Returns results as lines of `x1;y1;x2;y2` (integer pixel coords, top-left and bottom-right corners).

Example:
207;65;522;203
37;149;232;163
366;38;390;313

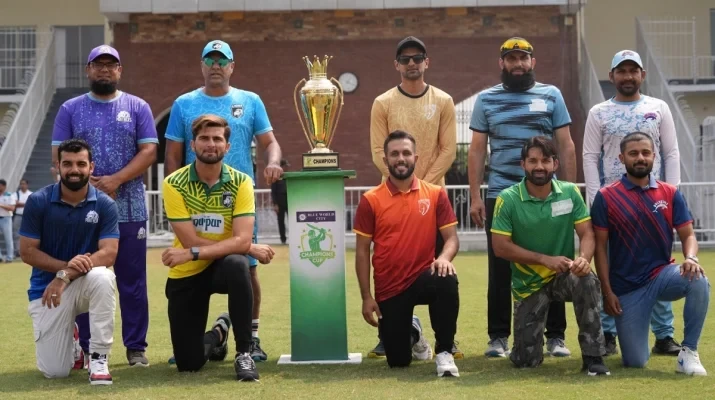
277;353;363;365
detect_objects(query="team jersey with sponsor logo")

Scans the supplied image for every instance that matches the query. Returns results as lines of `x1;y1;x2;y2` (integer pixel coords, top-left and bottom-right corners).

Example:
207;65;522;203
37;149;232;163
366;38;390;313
163;162;255;279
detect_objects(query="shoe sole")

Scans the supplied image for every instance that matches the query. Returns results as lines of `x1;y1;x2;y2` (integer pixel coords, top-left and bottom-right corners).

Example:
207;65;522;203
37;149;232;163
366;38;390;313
546;351;571;357
129;362;150;367
586;371;611;376
484;351;507;358
89;379;113;385
237;375;260;382
251;356;267;362
367;353;386;358
677;368;708;376
437;370;460;377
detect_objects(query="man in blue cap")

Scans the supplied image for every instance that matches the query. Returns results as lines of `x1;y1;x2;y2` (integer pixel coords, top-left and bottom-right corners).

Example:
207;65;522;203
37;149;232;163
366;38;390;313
164;40;282;363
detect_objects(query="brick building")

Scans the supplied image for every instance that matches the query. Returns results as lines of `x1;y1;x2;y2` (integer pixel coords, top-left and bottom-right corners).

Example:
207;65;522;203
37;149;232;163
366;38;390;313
109;4;583;187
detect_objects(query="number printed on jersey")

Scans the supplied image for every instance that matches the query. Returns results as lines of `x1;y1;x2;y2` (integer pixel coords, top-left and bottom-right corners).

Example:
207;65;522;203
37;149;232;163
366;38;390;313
191;213;224;234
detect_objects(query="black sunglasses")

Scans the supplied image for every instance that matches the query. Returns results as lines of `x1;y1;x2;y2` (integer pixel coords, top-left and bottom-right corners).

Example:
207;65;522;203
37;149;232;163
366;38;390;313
396;54;426;65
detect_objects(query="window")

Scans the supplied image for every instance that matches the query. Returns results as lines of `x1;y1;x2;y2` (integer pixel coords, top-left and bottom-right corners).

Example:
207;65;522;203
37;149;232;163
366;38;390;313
0;27;36;90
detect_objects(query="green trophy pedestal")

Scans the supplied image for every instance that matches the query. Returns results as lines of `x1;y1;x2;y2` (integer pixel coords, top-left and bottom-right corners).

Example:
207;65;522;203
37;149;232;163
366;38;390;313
277;169;362;365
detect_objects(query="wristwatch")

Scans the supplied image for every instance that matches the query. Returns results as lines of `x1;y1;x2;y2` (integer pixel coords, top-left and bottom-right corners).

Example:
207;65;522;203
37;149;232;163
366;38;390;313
686;255;699;264
191;247;200;261
56;269;70;284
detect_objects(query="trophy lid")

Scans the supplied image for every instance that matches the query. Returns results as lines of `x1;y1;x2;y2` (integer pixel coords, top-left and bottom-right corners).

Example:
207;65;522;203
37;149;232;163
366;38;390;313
303;55;332;77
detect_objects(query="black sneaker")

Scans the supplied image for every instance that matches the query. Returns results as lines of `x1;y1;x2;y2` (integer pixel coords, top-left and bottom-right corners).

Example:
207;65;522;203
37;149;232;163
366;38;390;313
652;337;681;355
604;333;619;356
235;352;259;381
367;339;386;358
250;337;268;362
582;355;611;376
435;340;465;359
208;313;231;361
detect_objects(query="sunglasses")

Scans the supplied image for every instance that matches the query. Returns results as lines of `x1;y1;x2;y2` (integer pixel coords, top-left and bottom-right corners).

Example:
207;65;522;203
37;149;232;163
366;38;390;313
203;57;231;67
500;38;533;55
396;54;426;65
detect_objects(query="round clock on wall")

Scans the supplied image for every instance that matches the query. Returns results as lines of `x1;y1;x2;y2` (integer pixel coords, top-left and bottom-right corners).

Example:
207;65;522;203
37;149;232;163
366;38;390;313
338;72;359;93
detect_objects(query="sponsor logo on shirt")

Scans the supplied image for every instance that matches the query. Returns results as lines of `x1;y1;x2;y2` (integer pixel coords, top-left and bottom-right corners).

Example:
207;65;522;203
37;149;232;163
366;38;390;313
424;104;436;120
116;110;132;122
653;200;668;213
222;191;234;208
231;104;244;118
191;213;224;234
85;210;99;224
644;112;657;121
529;99;548;112
418;199;431;216
137;227;146;240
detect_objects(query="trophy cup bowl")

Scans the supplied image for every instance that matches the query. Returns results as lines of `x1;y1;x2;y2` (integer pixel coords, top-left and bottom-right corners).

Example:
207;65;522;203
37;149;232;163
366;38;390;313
294;55;344;170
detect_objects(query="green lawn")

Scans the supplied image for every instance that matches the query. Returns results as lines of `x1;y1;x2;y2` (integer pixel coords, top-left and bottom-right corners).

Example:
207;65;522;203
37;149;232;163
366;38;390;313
1;248;714;400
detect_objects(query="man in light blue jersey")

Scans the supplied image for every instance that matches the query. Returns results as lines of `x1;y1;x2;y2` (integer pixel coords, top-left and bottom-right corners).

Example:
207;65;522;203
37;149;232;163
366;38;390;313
583;50;682;357
164;40;283;363
467;37;578;359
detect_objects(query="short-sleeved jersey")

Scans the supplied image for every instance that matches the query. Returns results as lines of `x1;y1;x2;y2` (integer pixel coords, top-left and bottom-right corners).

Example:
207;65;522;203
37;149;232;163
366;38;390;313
491;179;590;300
353;178;458;302
370;85;457;186
470;83;572;198
51;91;159;223
590;175;693;296
165;87;272;181
19;184;120;301
163;163;255;279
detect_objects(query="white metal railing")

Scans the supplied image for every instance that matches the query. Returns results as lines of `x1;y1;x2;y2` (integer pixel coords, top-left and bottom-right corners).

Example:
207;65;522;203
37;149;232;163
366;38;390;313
637;17;714;84
579;33;606;113
636;18;696;183
701;117;715;183
145;182;715;245
0;30;56;190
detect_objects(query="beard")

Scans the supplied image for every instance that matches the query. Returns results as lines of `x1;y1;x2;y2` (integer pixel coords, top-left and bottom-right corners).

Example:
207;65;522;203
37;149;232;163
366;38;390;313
501;68;536;91
401;69;423;81
525;169;554;186
61;173;89;191
90;79;117;95
388;162;415;180
615;80;640;97
625;162;652;178
196;150;225;165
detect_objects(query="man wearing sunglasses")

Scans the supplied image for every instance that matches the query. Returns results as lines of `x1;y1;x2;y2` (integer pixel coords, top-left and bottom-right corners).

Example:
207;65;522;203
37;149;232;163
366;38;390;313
369;36;460;360
468;37;577;359
52;45;158;368
164;40;282;363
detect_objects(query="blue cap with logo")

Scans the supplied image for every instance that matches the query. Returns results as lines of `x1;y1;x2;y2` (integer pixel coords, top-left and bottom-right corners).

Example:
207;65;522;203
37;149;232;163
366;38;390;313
87;45;121;64
202;40;234;60
611;50;643;70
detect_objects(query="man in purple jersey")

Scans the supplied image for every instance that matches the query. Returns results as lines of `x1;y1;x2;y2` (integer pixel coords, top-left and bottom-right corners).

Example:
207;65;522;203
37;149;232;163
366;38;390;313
51;45;158;368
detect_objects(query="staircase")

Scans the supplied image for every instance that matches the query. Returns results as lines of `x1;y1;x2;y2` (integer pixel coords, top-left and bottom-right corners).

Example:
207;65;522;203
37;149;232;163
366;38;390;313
23;88;87;191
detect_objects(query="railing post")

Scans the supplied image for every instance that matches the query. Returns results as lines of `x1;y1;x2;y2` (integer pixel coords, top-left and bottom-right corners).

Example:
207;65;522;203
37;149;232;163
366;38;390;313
691;17;697;83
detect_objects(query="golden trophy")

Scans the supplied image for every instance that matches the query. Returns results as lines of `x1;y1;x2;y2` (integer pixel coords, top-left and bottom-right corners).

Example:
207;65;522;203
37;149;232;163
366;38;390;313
294;55;344;170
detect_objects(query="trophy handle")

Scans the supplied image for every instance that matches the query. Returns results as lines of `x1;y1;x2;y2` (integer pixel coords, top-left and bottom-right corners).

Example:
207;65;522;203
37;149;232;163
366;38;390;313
293;78;314;149
328;77;345;150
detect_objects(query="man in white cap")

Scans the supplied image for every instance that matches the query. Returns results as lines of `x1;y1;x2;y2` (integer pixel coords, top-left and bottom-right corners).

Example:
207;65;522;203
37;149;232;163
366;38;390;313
583;49;681;357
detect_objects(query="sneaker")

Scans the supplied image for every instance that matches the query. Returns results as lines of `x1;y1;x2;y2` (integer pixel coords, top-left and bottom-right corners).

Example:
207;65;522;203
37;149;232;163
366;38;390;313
411;316;433;361
127;349;149;367
653;337;682;355
436;351;460;377
209;313;231;361
249;337;268;362
88;353;112;385
168;355;176;365
435;340;464;359
484;337;509;358
234;352;259;381
604;333;619;356
582;355;611;376
546;338;571;357
72;323;85;370
677;346;707;376
367;340;386;358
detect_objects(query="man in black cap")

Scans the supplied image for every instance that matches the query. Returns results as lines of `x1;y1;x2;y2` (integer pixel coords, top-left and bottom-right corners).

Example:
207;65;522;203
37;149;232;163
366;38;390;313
270;159;290;244
369;36;460;360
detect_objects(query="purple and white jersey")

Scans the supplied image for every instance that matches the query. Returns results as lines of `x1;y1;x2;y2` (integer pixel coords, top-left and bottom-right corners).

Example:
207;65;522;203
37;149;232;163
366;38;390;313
52;91;158;223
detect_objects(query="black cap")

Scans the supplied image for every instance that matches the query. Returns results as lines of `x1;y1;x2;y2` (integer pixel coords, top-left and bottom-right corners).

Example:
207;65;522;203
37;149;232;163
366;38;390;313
396;36;426;58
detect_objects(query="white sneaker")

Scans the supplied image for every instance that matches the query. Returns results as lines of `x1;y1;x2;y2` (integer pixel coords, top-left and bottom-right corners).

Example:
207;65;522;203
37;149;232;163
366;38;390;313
411;316;433;361
88;353;113;385
546;338;571;357
677;346;707;376
436;351;459;377
484;337;510;358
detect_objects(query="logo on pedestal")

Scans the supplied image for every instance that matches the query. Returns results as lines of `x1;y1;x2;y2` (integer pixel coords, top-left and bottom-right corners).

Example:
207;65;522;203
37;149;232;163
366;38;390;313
299;223;336;267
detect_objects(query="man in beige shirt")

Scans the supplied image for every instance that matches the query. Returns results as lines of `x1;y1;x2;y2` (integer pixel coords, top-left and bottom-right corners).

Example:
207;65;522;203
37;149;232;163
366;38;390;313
368;36;460;360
